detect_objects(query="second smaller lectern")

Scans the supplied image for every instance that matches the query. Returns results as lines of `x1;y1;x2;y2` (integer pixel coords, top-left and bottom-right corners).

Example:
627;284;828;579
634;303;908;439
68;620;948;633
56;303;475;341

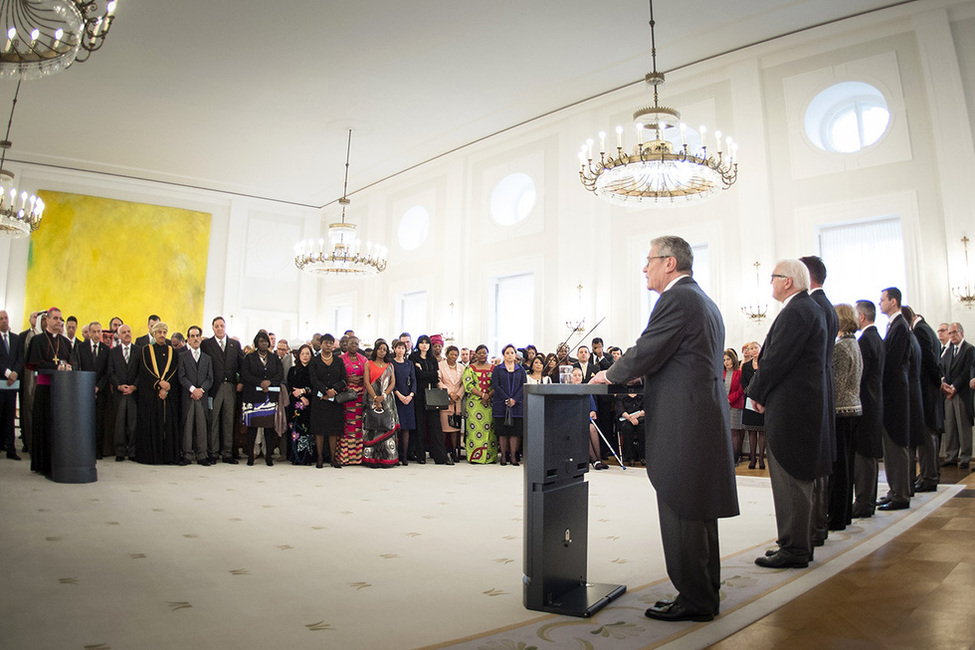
523;384;626;617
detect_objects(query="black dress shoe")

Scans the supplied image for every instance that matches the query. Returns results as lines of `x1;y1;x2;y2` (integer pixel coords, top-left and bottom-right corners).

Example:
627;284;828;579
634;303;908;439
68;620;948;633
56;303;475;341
6;452;22;460
177;458;191;466
653;598;719;615
877;496;892;505
316;461;324;469
644;601;714;622
223;457;239;465
960;462;970;469
246;458;254;466
914;482;937;493
940;459;958;467
115;456;125;462
878;500;909;511
199;458;210;467
851;508;874;518
755;552;808;569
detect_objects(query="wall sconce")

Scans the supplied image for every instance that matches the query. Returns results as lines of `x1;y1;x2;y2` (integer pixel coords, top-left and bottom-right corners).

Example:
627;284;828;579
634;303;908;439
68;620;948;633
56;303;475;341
444;302;456;342
952;236;975;308
740;261;768;321
565;284;585;333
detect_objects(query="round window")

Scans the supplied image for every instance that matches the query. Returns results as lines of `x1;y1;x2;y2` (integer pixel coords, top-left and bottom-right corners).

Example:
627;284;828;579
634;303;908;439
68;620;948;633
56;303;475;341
398;205;429;251
490;172;536;226
804;81;890;153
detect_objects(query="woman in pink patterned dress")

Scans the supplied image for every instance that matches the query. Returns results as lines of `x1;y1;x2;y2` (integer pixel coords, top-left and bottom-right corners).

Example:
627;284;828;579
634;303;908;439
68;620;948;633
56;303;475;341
338;335;366;465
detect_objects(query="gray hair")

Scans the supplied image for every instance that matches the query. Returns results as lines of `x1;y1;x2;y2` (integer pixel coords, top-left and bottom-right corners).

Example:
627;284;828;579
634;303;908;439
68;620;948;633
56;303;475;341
950;322;965;336
776;259;810;292
651;236;694;275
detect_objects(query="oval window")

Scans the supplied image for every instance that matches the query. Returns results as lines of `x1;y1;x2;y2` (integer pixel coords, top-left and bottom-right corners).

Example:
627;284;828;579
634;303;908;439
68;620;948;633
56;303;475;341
398;205;429;251
804;81;890;153
490;172;536;226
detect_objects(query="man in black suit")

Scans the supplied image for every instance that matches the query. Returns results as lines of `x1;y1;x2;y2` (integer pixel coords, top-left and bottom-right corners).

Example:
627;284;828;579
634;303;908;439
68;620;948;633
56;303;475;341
749;260;831;568
64;316;80;358
853;300;885;517
71;321;112;459
0;309;22;459
109;324;139;461
593;236;739;623
573;346;599;382
799;256;838;542
591;338;613;370
134;315;161;348
940;322;974;469
878;287;912;510
201;316;244;464
904;308;944;491
178;325;214;466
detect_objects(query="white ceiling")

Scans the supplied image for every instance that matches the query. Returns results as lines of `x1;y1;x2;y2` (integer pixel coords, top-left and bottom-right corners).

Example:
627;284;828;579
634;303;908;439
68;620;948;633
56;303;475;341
2;0;910;208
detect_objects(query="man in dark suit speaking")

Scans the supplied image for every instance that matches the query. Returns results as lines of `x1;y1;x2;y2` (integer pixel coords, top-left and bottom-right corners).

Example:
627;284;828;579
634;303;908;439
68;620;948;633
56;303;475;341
592;236;739;623
748;259;831;569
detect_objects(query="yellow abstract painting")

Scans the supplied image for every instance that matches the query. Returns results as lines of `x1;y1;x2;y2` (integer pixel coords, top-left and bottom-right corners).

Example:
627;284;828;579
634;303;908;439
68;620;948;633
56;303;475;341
23;191;212;338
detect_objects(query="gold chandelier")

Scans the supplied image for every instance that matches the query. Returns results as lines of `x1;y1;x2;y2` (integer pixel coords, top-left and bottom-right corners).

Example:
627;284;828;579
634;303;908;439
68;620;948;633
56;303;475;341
294;130;388;276
0;0;118;80
579;0;738;208
0;80;42;237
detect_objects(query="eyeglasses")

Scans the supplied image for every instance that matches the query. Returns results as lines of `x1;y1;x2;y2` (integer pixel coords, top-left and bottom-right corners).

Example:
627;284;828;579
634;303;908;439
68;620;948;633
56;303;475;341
770;274;788;280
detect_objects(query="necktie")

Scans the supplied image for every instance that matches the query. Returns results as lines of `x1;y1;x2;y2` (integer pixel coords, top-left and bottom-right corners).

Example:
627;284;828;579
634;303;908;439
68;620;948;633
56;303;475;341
219;338;225;352
93;342;98;360
1;332;7;352
124;346;129;363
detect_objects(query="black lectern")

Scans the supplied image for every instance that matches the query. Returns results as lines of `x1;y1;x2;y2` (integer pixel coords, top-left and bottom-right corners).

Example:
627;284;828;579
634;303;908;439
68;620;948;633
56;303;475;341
523;384;626;617
51;370;97;484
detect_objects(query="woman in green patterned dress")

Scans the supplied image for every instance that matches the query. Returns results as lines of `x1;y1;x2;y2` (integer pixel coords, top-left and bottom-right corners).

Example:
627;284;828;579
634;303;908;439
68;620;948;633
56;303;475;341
463;344;497;464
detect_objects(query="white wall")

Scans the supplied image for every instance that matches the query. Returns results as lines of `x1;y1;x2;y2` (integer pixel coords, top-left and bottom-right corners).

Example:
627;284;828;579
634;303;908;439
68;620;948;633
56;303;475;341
3;0;974;350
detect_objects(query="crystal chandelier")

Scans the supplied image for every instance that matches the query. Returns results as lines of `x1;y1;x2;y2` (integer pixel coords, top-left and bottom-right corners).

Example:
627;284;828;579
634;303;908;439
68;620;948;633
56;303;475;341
0;0;118;80
0;79;42;237
952;236;975;308
579;0;738;208
294;130;388;276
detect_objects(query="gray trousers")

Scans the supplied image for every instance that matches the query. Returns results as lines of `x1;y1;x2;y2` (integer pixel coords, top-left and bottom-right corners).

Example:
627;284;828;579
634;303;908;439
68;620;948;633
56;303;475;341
853;452;879;512
657;496;721;615
114;392;137;458
915;424;940;484
182;397;211;460
210;381;236;459
943;396;972;464
766;447;814;561
881;429;911;505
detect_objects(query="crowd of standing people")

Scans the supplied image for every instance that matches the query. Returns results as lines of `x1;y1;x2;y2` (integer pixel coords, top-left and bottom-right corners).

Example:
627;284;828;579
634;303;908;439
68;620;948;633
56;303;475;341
0;308;652;473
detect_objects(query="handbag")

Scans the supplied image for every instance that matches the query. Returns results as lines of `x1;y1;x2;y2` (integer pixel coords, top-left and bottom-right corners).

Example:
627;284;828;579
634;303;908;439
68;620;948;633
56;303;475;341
424;386;450;410
503;404;513;427
447;413;461;429
335;389;357;404
363;406;394;432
